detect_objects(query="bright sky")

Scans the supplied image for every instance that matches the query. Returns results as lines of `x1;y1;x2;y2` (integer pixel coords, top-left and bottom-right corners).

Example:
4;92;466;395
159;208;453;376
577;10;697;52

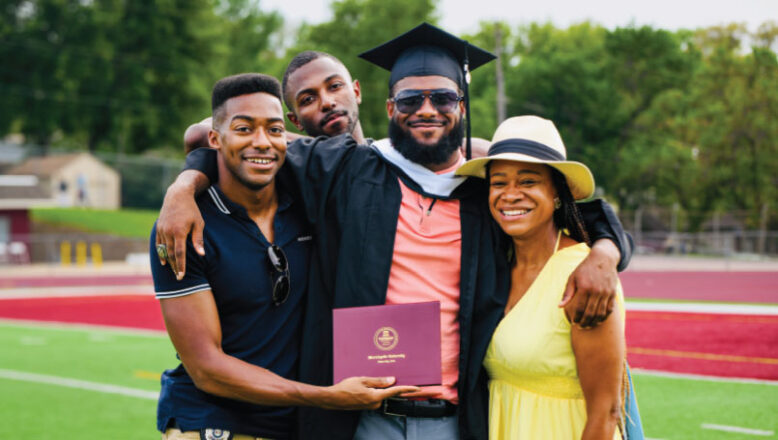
263;0;776;34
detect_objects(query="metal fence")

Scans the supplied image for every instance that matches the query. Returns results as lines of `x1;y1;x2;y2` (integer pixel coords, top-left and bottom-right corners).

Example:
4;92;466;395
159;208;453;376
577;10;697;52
628;230;778;256
1;232;149;265
93;152;183;209
2;145;776;263
3;228;777;266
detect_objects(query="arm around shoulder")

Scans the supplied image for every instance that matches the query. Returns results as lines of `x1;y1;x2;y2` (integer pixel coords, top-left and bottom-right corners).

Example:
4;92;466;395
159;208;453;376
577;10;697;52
155;167;212;279
577;199;633;272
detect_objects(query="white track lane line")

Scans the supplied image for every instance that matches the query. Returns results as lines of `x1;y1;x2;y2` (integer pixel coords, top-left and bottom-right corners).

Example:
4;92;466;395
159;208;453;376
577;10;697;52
0;318;167;337
625;301;778;315
0;285;154;299
633;368;778;386
0;368;158;400
701;423;774;436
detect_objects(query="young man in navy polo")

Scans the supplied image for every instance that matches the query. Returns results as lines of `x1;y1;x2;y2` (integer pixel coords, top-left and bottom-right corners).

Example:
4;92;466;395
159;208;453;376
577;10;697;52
149;73;417;440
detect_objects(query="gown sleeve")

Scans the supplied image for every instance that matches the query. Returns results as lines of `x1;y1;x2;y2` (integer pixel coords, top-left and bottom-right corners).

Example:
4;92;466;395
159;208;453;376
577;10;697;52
182;135;362;225
576;199;634;272
183;147;218;183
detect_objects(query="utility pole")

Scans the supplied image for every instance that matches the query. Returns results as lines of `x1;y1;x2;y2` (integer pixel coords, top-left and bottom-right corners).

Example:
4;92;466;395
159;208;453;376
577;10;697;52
758;202;769;256
634;206;643;253
494;24;507;124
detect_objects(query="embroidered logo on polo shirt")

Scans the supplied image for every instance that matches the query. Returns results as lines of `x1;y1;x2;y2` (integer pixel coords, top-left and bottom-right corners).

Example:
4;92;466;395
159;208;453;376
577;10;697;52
297;235;313;242
200;428;232;440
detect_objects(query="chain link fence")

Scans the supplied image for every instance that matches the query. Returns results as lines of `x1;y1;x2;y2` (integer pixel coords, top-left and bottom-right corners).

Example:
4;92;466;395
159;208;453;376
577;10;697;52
2;145;777;263
93;152;183;210
620;205;777;257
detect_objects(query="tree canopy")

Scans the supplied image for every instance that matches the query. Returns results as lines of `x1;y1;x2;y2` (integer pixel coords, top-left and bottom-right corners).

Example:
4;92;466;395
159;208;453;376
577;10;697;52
2;1;776;225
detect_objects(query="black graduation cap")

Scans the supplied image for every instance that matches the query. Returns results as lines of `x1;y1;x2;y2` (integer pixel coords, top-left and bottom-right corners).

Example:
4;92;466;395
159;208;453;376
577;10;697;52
358;22;496;159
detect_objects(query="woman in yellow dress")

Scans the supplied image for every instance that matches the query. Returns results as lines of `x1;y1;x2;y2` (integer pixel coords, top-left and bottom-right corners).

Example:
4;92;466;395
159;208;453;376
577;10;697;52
457;116;628;439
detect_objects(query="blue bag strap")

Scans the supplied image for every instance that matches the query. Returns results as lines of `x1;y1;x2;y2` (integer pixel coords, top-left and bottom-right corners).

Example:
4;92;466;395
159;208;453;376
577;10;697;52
624;364;645;439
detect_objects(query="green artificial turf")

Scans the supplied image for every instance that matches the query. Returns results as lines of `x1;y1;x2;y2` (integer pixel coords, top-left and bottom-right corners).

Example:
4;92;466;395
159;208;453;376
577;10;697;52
633;373;778;439
2;322;777;439
0;322;173;388
31;207;159;239
0;379;159;439
0;322;175;438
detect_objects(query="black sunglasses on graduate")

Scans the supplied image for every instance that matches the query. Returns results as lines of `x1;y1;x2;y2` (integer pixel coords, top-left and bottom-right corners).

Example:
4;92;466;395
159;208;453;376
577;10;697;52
391;89;462;114
267;245;290;306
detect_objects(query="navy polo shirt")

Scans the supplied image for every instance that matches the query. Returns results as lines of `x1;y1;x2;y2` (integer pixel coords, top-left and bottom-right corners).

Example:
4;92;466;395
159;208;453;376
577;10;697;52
149;183;311;439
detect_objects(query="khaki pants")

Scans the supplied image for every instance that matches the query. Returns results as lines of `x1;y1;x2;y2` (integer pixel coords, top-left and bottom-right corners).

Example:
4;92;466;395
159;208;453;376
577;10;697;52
162;427;274;440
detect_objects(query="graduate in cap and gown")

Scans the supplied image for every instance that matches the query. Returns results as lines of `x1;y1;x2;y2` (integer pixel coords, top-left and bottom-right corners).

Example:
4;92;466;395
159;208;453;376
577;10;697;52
166;23;634;440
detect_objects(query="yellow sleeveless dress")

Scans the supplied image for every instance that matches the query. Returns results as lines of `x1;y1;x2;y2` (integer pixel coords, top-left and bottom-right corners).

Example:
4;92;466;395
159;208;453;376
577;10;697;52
483;243;624;439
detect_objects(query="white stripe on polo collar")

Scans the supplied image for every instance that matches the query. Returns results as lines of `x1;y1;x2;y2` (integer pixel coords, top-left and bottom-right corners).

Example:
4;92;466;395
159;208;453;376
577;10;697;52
155;283;211;299
371;138;466;198
207;186;231;215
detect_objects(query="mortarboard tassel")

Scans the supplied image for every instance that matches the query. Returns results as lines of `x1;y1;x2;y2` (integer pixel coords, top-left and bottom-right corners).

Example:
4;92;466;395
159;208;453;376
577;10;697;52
463;42;472;160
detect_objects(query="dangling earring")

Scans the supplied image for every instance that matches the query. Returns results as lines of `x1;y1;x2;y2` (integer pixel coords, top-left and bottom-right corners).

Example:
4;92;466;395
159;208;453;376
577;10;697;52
554;197;561;210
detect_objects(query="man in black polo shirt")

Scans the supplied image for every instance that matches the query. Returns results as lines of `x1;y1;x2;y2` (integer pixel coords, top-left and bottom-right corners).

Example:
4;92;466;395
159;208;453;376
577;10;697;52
150;73;416;440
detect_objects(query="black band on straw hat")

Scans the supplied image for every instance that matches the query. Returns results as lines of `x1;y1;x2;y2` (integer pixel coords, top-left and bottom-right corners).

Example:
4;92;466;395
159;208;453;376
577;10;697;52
488;139;567;161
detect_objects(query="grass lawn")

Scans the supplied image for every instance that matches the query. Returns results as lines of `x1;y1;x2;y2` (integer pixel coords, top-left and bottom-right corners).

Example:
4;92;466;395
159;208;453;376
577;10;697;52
31;207;159;239
2;321;776;439
633;373;778;439
0;379;159;439
0;322;171;439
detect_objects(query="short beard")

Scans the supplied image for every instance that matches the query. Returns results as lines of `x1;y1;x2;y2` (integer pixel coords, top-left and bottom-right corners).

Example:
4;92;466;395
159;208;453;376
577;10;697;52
302;108;359;138
388;117;464;167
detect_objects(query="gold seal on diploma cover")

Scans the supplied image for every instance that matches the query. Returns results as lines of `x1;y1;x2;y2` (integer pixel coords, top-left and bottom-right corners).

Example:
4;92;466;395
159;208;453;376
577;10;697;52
373;326;399;351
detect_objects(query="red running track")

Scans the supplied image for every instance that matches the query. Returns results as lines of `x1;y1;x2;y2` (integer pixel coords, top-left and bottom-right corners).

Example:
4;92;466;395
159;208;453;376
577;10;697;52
0;295;165;331
620;271;778;303
0;275;151;289
1;271;775;302
1;294;776;380
626;311;778;380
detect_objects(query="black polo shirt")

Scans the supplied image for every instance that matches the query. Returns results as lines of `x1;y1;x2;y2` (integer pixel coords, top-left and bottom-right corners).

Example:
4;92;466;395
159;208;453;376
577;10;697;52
149;183;311;439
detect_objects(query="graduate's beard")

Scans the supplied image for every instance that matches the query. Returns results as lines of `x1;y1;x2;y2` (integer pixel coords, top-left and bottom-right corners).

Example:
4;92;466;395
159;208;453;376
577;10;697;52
388;117;464;167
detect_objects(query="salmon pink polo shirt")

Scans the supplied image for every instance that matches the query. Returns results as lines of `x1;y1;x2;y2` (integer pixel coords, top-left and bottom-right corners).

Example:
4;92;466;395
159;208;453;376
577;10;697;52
384;156;465;403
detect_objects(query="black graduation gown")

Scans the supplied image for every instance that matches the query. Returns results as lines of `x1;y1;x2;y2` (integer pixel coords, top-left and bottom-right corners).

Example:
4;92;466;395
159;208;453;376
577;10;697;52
185;134;633;440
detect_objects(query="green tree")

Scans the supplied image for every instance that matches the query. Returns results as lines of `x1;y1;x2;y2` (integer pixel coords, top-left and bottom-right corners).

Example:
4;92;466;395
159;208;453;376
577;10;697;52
461;21;511;140
602;26;696;210
0;0;230;154
503;22;621;187
615;22;778;230
685;23;778;227
209;0;285;80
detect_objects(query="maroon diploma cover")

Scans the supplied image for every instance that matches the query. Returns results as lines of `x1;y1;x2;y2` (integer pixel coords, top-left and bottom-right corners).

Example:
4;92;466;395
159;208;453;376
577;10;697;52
333;301;441;386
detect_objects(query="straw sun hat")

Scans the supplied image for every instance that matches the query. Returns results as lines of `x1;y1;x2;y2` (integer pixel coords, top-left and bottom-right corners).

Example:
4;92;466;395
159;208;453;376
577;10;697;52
455;115;595;200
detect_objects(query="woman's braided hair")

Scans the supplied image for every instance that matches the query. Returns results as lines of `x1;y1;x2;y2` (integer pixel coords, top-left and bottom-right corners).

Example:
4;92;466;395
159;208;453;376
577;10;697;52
550;167;590;246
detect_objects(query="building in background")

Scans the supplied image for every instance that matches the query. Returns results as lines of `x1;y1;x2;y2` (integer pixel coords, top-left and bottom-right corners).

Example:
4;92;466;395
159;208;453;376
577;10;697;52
0;153;121;263
2;153;121;209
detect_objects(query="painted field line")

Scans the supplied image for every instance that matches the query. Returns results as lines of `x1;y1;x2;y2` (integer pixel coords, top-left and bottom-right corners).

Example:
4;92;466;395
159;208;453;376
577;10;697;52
0;318;167;337
0;285;154;299
629;346;778;365
0;368;158;400
701;423;774;436
632;368;778;386
625;301;778;315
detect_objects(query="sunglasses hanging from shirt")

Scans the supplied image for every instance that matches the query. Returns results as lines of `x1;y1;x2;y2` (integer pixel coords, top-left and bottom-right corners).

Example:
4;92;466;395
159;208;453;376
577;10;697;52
267;244;290;306
391;88;463;114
